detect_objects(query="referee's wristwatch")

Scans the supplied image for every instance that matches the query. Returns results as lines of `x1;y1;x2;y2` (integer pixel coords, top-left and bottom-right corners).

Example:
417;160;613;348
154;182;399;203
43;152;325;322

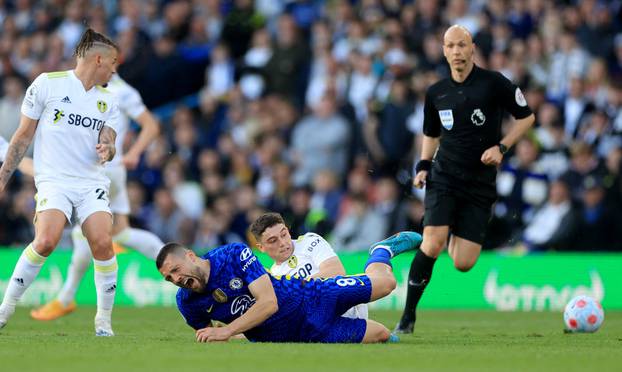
498;143;509;155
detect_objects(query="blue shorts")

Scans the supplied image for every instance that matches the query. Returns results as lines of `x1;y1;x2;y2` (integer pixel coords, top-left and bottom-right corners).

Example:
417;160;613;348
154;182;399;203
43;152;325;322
302;275;372;343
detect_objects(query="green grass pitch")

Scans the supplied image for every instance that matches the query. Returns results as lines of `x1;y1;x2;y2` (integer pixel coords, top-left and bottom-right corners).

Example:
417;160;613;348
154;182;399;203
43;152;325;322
0;307;620;372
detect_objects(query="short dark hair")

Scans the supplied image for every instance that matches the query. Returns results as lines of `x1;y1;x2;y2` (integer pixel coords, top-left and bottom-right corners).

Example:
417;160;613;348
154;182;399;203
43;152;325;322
74;28;119;58
249;212;286;241
156;242;187;270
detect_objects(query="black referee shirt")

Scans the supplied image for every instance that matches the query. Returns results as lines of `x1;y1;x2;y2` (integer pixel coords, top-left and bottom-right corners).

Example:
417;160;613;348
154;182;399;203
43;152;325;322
423;65;533;182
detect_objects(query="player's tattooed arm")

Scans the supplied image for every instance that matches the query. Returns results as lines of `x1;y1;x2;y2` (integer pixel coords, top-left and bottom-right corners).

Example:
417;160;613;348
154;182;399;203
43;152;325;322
0;115;37;191
96;125;116;164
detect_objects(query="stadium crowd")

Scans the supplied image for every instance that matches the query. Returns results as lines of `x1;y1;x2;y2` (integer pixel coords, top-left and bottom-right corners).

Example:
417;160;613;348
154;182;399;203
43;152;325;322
1;0;622;253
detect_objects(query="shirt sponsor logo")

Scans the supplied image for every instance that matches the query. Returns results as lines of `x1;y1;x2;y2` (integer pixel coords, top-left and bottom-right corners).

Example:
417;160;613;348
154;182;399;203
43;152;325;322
294;263;314;279
471;108;486;126
212;288;228;303
240;247;252;261
53;109;65;124
229;277;243;290
308;238;321;252
515;87;527;107
67;113;105;130
241;256;257;272
231;295;256;316
438;109;454;130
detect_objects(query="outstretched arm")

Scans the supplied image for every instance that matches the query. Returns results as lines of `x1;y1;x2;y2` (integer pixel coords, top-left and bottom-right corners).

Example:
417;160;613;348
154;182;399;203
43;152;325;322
195;274;278;342
96;125;117;164
122;110;160;170
0;115;37;191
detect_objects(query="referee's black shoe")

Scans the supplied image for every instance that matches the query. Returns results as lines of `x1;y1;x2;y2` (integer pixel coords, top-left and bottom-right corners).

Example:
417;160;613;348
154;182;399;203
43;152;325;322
394;317;415;334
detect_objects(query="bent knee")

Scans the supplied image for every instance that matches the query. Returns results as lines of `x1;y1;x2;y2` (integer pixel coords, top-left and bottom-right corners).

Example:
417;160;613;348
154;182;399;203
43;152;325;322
365;322;391;343
89;236;113;254
454;260;476;272
421;234;447;258
376;327;391;343
379;277;396;297
34;237;59;255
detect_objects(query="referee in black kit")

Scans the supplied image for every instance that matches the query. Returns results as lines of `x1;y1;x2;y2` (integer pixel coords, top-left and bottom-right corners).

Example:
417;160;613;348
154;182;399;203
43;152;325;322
395;25;535;333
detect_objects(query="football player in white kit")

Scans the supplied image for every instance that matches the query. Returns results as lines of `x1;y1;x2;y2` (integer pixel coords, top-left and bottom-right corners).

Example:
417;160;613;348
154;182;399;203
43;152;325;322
30;73;164;321
0;28;121;336
250;212;368;319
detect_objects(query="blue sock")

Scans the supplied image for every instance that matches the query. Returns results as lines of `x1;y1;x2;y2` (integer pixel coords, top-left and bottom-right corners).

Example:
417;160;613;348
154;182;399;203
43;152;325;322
365;247;392;270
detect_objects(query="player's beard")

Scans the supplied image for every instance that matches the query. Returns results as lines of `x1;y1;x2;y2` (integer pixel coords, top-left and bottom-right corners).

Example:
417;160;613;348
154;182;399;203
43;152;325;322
184;266;207;292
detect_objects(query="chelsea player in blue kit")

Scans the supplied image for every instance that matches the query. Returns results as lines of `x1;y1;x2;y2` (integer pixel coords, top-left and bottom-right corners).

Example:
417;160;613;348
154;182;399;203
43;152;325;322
156;232;422;343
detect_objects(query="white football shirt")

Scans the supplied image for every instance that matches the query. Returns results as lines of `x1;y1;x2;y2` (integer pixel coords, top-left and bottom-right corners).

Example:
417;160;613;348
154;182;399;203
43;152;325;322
104;74;147;167
270;232;337;279
21;70;120;186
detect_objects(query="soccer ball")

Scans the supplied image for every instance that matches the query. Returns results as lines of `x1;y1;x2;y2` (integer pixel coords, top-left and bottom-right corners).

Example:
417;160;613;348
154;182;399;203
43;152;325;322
563;295;604;333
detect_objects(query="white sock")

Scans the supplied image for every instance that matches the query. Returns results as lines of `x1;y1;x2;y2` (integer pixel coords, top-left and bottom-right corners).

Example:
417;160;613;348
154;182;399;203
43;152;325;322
93;256;117;322
57;226;93;306
0;244;47;310
113;227;163;260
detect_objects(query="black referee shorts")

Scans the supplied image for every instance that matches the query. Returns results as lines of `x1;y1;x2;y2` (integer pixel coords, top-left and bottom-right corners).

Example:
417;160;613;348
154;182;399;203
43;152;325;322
423;166;497;245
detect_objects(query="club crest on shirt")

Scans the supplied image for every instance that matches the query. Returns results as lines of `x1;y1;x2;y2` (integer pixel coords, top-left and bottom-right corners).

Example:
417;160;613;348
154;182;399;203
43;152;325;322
438;109;454;130
287;255;298;268
471;109;486;126
97;100;108;113
212;288;228;303
229;277;243;290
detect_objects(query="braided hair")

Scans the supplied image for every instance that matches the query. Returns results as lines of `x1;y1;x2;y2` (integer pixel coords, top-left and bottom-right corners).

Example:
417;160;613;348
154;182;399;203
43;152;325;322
74;28;118;58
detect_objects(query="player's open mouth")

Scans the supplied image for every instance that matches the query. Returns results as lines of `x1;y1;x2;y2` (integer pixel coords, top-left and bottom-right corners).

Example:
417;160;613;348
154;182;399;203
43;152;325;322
185;278;194;287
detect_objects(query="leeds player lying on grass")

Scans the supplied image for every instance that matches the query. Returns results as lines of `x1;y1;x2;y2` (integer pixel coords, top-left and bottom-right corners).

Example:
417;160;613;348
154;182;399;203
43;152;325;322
251;212;367;319
156;231;423;343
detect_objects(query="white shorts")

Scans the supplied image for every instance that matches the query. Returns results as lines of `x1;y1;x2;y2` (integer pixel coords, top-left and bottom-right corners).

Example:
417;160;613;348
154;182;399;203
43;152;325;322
35;181;111;225
343;303;369;320
105;165;130;215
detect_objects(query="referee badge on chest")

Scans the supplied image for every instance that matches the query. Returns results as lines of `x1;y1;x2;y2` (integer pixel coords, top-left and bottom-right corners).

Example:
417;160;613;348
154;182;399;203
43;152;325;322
438;109;454;130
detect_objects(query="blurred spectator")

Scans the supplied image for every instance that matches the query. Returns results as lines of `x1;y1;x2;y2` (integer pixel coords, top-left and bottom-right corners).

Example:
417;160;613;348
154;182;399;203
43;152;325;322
373;177;410;237
603;146;622;207
493;137;549;246
283;185;331;238
571;176;622;251
363;78;415;178
310;169;343;224
522;178;579;251
193;208;243;254
548;30;591;101
146;187;191;244
221;0;265;60
561;141;607;200
290;93;350;186
264;13;308;105
330;193;386;252
0;76;24;143
563;77;594;141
